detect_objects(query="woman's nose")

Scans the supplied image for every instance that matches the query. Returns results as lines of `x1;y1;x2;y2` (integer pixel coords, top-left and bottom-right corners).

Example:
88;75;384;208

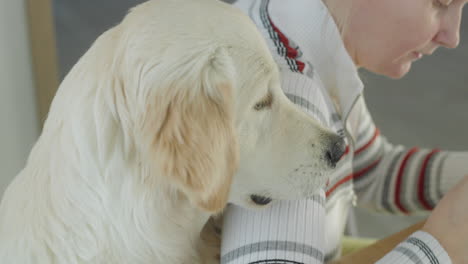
434;9;462;49
435;28;460;49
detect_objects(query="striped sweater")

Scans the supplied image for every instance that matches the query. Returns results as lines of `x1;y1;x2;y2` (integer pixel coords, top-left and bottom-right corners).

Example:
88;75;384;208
221;0;468;263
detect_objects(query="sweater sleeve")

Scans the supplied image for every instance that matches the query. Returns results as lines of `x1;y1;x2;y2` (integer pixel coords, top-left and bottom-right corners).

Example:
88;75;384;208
351;96;468;214
220;190;327;264
220;195;452;264
376;231;452;264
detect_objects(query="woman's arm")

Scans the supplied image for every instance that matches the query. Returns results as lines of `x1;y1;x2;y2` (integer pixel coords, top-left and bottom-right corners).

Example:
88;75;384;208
350;96;468;214
373;175;468;264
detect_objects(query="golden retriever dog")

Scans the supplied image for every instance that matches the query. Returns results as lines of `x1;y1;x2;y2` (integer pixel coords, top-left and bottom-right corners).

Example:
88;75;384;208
0;0;345;263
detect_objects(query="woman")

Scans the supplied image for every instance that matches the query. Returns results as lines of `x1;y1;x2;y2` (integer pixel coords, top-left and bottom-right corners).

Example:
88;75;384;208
220;0;468;263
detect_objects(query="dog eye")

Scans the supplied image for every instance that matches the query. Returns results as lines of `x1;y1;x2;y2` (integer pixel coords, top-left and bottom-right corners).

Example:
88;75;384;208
253;92;273;111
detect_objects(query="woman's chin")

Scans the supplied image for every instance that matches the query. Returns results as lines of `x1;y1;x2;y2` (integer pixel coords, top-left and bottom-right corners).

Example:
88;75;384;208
379;61;412;79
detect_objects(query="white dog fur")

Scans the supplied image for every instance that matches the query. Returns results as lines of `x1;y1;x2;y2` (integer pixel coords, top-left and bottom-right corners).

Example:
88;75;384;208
0;0;343;263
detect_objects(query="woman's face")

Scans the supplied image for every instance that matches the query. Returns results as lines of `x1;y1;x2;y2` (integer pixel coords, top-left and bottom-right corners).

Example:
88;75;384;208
344;0;467;79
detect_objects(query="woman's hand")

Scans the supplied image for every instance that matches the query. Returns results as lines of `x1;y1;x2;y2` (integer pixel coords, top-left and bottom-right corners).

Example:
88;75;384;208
423;175;468;264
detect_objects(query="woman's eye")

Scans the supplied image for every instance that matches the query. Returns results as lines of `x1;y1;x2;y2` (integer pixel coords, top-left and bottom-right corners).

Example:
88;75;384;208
433;0;449;8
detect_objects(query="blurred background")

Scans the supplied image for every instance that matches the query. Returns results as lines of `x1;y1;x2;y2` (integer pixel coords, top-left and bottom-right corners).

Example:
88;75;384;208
1;0;467;239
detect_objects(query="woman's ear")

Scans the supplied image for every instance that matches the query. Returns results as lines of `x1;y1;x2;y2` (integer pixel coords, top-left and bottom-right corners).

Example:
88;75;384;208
137;46;239;213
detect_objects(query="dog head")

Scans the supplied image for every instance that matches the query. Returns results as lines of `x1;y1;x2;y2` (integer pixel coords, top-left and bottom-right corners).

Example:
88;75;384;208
115;0;344;212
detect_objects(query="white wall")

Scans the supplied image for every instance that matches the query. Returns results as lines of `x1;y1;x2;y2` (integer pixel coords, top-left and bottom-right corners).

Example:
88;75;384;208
0;0;40;195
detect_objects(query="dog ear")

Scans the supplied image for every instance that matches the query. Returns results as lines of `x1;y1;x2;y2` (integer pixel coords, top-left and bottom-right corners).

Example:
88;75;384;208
137;46;239;213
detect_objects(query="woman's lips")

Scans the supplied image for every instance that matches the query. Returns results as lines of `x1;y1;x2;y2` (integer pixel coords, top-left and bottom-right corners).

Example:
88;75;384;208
412;51;423;60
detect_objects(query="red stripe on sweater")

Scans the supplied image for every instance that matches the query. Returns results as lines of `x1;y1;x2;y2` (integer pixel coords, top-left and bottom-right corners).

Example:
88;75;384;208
326;158;381;197
354;128;380;155
267;15;305;72
326;146;350;196
395;147;419;214
288;46;298;58
270;22;291;53
296;61;305;72
339;146;350;161
353;158;382;180
326;174;354;197
418;149;441;210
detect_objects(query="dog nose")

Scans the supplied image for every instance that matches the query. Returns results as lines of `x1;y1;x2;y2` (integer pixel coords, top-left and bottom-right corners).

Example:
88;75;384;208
324;137;346;168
